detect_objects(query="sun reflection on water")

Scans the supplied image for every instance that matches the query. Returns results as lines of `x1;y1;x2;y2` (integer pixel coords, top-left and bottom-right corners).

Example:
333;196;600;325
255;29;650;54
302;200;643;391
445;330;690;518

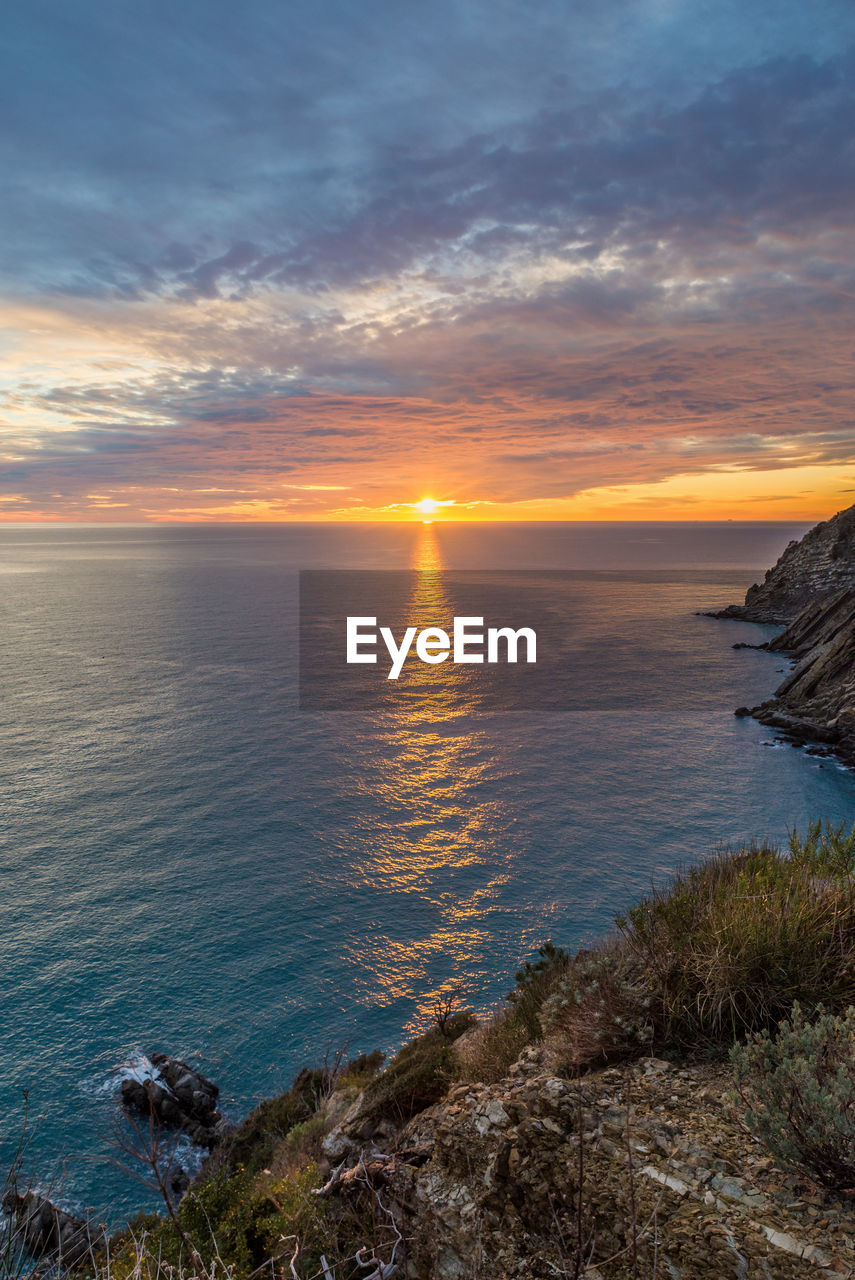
342;524;516;1033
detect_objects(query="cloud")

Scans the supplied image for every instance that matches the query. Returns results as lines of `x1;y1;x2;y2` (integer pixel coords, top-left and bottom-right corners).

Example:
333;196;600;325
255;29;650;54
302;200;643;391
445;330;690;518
2;1;855;518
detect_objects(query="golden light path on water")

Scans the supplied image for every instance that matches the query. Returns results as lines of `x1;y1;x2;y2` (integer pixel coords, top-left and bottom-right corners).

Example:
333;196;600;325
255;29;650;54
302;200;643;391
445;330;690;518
342;523;517;1034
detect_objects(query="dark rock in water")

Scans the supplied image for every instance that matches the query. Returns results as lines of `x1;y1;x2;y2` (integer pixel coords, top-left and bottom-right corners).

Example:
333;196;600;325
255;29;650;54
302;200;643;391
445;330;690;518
169;1166;191;1196
2;1191;102;1268
734;706;752;718
708;503;855;624
120;1053;231;1146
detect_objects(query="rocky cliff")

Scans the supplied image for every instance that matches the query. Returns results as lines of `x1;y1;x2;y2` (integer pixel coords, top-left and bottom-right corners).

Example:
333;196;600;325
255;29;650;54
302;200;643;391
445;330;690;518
712;504;855;624
715;504;855;765
319;1048;853;1278
745;588;855;766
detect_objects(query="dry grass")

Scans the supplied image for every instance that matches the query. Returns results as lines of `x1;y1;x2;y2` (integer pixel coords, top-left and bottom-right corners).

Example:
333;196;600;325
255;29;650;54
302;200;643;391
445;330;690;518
619;822;855;1049
453;1006;532;1084
535;821;855;1068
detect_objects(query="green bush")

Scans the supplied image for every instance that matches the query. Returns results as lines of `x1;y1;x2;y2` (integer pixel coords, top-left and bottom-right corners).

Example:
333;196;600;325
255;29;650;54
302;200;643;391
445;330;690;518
531;822;855;1066
212;1068;324;1177
116;1165;374;1280
731;1003;855;1188
508;941;571;1038
617;822;855;1049
276;1114;329;1165
180;1170;274;1273
213;1052;384;1177
100;1212;176;1280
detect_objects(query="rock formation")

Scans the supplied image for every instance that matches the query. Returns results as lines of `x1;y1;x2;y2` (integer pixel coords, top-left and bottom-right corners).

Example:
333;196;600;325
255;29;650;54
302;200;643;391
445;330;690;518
120;1053;230;1146
320;1052;849;1278
711;504;855;624
712;504;855;765
748;588;855;764
3;1191;102;1269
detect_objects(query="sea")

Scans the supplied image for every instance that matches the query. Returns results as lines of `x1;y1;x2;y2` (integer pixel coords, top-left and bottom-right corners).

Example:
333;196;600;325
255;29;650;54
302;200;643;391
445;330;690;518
1;521;853;1221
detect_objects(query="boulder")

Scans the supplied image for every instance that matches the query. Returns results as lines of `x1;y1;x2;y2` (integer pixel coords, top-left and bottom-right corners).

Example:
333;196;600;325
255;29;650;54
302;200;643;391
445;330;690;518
120;1053;228;1146
2;1191;101;1268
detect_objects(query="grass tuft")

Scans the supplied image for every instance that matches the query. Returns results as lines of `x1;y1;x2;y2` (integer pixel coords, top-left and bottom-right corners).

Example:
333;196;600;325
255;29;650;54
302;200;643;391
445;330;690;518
616;821;855;1049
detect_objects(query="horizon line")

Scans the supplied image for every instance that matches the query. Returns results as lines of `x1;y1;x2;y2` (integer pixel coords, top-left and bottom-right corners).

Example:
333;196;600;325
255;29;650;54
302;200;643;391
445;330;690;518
0;515;822;528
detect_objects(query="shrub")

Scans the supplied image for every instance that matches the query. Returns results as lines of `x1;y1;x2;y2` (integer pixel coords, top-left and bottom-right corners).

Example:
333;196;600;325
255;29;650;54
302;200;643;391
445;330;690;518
789;818;855;876
731;1003;855;1188
507;941;571;1038
180;1170;274;1273
454;1005;532;1083
211;1052;383;1178
454;943;578;1083
616;822;855;1049
269;1114;329;1176
541;942;656;1070
338;1050;385;1087
119;1164;375;1280
354;1014;473;1129
210;1068;324;1177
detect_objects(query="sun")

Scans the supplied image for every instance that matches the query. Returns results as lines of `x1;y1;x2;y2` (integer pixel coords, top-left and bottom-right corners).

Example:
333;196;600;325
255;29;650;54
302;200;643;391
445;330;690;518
410;496;456;522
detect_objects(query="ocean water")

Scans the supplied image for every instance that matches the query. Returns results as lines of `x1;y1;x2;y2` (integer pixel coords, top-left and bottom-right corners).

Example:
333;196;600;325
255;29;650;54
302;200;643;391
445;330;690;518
1;521;854;1220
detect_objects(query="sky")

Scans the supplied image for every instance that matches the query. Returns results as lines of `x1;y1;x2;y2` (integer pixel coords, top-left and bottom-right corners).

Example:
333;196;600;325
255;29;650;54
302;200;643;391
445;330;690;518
2;0;855;522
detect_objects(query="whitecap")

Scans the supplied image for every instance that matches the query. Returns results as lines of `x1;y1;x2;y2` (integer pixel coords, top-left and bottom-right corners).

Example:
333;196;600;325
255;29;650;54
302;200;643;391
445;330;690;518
79;1051;163;1100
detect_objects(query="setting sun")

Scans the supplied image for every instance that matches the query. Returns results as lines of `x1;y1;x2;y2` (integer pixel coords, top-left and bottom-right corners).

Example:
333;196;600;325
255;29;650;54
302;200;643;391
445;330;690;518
413;497;455;519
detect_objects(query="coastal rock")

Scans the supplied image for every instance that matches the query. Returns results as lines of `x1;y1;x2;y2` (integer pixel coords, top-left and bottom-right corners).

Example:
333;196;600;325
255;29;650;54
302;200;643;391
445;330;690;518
709;503;855;624
2;1191;102;1268
713;506;855;766
322;1125;359;1161
321;1089;389;1160
120;1053;229;1145
748;588;855;765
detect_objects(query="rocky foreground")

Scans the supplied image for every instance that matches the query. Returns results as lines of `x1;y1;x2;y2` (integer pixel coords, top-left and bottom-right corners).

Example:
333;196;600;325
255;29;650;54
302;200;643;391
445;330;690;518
18;1044;851;1279
316;1046;855;1279
712;503;855;765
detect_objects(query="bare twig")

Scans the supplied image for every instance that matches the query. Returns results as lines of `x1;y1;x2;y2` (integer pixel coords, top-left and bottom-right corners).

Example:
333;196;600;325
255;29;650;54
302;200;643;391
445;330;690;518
313;1046;350;1109
352;1158;401;1279
432;988;464;1040
105;1101;204;1269
288;1235;300;1279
